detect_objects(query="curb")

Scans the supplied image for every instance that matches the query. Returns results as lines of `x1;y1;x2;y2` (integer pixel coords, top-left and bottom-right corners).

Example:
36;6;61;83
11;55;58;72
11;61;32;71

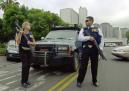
0;54;5;56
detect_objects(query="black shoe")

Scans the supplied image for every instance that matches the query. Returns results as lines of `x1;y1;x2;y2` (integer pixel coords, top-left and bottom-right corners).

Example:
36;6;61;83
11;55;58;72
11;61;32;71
26;82;31;85
93;82;99;87
77;82;82;88
21;83;28;88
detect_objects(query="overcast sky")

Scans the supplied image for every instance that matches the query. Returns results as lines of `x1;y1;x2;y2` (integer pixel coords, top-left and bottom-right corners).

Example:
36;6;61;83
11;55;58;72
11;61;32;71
0;0;129;28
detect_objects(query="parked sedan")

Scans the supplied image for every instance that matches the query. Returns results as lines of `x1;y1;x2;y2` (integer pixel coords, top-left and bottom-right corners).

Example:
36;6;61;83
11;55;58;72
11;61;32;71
6;40;20;61
112;46;129;59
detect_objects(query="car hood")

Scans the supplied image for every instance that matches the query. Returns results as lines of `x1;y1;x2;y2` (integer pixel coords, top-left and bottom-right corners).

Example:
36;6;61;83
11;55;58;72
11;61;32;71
113;46;129;51
36;39;76;49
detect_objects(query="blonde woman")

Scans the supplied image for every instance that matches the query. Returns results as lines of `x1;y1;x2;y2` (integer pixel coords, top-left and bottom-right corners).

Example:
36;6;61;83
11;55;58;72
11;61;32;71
16;21;35;88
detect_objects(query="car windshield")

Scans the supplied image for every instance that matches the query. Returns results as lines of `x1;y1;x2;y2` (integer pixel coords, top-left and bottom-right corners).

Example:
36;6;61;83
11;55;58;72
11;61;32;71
45;30;76;40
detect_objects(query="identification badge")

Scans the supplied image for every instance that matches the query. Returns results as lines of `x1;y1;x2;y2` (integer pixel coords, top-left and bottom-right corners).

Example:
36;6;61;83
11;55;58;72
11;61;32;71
92;29;98;32
30;35;33;38
83;45;86;48
88;45;93;48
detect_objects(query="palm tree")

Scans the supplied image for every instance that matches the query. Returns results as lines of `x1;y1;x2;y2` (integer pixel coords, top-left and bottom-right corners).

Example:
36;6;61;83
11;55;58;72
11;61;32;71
0;0;6;10
0;0;19;11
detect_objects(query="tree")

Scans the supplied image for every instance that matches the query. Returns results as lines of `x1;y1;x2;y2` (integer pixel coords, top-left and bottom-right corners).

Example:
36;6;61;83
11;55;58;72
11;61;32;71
27;9;65;40
21;5;29;18
0;0;19;11
0;18;3;42
1;2;66;42
126;30;129;43
2;4;25;41
0;18;2;30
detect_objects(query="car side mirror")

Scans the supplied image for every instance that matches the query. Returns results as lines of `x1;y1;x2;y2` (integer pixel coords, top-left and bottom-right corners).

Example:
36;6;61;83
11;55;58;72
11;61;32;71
41;37;45;40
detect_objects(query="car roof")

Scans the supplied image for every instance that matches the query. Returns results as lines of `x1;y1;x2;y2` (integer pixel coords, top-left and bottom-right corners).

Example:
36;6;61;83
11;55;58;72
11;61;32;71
51;27;80;31
8;40;15;44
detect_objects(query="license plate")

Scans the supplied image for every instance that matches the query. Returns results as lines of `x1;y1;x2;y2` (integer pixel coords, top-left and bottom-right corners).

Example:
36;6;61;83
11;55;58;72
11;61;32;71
40;49;48;51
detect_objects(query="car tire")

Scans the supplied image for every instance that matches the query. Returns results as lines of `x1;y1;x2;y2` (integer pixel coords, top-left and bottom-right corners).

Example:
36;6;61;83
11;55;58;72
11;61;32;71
71;52;79;72
31;64;41;69
7;57;10;61
6;53;10;61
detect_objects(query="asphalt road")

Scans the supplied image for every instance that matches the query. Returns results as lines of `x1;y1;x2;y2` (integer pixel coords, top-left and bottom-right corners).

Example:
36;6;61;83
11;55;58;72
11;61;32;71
0;47;129;91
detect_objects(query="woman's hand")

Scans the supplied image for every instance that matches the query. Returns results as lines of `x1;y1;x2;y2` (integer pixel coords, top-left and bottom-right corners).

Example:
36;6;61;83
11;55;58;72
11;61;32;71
19;30;24;34
89;36;95;41
27;41;36;46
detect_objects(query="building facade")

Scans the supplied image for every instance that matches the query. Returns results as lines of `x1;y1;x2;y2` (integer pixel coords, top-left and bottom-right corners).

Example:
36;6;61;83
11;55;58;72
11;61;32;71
60;8;79;25
79;7;87;27
120;28;129;38
100;23;113;38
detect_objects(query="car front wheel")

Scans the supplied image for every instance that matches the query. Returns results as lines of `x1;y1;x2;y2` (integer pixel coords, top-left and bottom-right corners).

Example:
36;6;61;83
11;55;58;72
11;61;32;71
31;64;41;69
71;52;79;72
6;53;10;61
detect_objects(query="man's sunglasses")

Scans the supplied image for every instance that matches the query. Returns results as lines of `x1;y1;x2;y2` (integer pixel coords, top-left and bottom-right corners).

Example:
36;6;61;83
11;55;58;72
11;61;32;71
86;20;90;22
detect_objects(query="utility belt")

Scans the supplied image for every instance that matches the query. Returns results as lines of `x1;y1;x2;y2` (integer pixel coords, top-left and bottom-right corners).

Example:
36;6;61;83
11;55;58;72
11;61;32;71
82;41;96;49
82;44;95;49
82;45;93;48
22;46;30;50
19;45;30;51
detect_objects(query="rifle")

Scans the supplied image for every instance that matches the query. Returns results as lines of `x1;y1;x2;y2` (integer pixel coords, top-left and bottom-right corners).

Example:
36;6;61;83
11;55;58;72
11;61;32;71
15;22;35;56
84;28;107;61
94;39;107;60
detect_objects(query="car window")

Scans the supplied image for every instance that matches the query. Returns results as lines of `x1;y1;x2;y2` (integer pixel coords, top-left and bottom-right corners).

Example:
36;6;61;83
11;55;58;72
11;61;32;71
45;30;77;40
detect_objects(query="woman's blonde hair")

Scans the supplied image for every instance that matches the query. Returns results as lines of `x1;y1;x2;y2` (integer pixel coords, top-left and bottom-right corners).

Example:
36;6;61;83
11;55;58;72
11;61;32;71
22;21;30;29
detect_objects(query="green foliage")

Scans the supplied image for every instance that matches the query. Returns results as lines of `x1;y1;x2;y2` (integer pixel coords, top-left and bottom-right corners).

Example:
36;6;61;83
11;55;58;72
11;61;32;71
0;48;6;54
0;18;3;43
0;0;66;42
0;18;2;29
27;9;49;40
2;4;25;42
27;9;65;40
126;31;129;43
0;0;19;11
0;43;6;54
0;43;6;48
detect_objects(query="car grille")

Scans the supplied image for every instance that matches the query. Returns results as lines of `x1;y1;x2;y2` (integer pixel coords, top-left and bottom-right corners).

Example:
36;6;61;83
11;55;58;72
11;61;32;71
35;44;54;51
34;45;55;57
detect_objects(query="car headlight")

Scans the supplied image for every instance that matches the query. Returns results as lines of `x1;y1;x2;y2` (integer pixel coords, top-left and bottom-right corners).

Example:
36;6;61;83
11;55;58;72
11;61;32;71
58;46;69;51
8;50;19;53
57;45;73;56
122;50;129;52
7;45;19;53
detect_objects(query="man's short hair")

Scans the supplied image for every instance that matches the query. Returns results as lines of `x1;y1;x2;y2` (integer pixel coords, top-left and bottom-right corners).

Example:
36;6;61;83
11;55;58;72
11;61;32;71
86;16;94;22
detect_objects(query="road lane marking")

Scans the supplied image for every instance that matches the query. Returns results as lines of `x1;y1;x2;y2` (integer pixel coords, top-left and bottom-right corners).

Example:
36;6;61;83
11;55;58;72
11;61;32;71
8;72;49;91
27;80;46;91
36;73;49;81
57;64;91;91
0;73;20;82
0;71;9;75
0;70;21;77
30;70;43;77
48;63;91;91
0;84;9;91
0;67;38;79
48;72;76;91
27;73;51;91
12;81;46;91
4;70;44;86
6;80;18;85
57;74;78;91
0;67;33;78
